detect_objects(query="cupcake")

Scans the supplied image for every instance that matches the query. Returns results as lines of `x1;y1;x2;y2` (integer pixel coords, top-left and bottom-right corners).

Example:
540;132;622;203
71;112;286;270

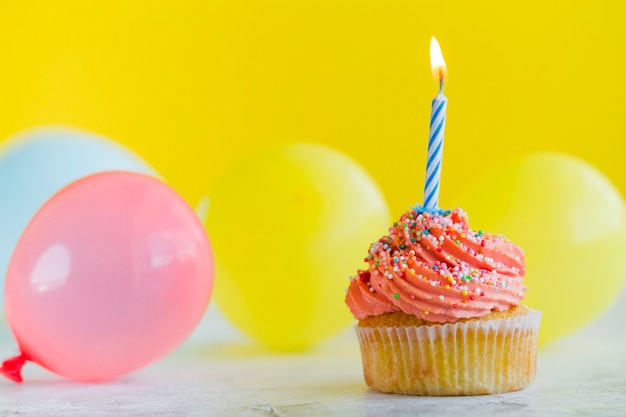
345;206;541;396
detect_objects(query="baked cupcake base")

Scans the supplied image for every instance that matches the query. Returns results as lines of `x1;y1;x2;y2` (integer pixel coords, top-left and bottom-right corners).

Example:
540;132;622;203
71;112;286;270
356;306;541;396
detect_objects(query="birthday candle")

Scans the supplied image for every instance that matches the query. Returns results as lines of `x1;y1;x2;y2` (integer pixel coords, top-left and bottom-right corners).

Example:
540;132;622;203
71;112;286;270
423;37;448;209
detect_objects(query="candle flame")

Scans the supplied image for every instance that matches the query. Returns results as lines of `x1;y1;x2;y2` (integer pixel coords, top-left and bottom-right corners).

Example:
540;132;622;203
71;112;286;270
430;37;447;86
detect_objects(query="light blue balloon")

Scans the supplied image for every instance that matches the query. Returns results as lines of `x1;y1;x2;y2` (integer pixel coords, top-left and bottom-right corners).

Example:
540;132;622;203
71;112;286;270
0;126;158;311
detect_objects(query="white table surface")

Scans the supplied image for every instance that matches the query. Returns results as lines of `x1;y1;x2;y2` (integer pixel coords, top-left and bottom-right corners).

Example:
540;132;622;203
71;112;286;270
2;292;626;417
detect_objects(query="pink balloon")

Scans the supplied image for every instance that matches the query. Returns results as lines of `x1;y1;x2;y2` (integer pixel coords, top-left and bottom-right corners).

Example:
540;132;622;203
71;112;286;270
1;172;214;382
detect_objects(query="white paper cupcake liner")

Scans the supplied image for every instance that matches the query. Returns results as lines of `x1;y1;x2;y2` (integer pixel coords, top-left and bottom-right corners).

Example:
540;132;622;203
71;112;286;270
355;309;541;396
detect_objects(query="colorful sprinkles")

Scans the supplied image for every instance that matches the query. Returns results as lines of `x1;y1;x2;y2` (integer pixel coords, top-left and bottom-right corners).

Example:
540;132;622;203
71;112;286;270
349;207;526;312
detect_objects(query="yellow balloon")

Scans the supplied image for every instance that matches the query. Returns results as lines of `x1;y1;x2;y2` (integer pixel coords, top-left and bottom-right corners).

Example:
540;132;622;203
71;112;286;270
205;143;391;350
454;152;626;345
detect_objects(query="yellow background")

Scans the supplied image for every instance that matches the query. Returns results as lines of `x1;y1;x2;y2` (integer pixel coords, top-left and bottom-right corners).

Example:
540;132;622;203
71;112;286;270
1;1;626;346
1;0;624;218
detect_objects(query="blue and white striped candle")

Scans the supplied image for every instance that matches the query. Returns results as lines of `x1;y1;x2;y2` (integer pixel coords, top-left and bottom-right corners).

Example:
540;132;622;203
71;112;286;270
423;37;448;209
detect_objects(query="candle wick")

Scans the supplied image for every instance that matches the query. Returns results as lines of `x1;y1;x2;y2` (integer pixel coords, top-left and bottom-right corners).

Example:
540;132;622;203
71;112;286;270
439;77;444;93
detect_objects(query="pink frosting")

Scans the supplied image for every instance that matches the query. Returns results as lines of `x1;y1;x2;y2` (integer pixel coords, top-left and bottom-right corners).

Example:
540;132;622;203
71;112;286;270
345;208;526;323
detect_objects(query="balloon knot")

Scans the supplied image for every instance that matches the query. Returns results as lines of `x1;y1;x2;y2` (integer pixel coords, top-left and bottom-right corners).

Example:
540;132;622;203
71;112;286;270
1;352;29;383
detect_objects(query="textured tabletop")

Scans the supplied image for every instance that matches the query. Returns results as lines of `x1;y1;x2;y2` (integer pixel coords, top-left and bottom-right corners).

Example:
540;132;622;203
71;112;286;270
1;294;626;417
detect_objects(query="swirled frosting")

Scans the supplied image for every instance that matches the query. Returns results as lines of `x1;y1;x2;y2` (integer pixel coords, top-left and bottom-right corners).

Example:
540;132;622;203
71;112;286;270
345;207;526;323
